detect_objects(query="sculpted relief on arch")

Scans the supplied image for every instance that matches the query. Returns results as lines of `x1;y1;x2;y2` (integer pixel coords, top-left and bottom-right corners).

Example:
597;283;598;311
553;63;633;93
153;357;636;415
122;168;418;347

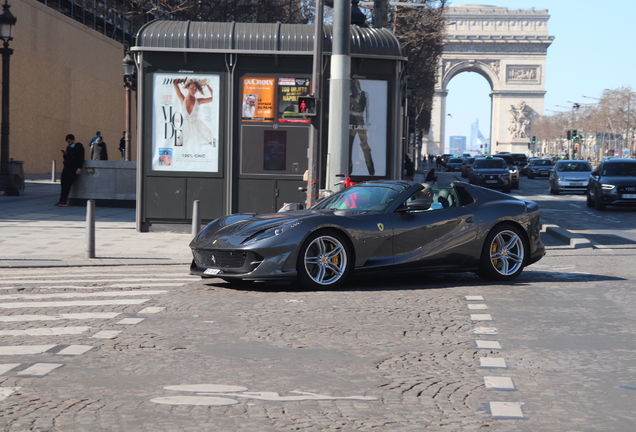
508;101;537;139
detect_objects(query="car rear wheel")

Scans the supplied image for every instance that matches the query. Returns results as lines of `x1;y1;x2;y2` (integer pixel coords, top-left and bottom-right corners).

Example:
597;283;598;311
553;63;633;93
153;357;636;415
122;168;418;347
476;224;527;282
586;191;594;207
297;231;351;289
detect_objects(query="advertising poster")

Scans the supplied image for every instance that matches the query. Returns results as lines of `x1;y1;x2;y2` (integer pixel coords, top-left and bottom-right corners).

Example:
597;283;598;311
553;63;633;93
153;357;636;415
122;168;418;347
151;73;220;172
349;78;388;176
277;77;311;123
241;77;276;122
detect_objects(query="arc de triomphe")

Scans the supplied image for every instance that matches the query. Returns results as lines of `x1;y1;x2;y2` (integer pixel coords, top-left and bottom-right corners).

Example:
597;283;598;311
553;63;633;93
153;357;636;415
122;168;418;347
428;4;554;155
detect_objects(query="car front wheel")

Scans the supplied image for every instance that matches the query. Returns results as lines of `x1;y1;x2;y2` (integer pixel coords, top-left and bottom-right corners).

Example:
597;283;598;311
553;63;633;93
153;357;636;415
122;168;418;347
477;224;527;281
297;231;351;289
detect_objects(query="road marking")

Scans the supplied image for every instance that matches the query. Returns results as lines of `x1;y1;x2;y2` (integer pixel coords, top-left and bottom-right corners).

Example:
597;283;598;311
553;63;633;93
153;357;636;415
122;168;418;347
0;283;182;290
472;327;498;335
150;396;239;406
468;304;488;310
0;387;20;401
0;327;91;336
116;318;145;325
489;401;524;418
138;307;165;314
484;376;516;390
0;290;167;300
0;364;20;374
480;357;507;368
57;345;93;356
90;330;122;339
465;295;485;301
0;345;57;355
475;340;502;349
17;363;63;376
471;314;493;321
0;299;149;309
0;313;121;322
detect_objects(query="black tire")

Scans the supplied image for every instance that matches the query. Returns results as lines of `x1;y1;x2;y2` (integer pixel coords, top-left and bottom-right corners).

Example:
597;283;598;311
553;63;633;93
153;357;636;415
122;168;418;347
513;180;520;190
586;191;594;208
528;174;534;179
476;224;527;282
549;185;558;194
297;230;351;289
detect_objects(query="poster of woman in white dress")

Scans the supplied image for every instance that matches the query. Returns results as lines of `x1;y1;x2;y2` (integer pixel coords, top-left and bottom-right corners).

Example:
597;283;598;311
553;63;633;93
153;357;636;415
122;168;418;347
151;73;220;172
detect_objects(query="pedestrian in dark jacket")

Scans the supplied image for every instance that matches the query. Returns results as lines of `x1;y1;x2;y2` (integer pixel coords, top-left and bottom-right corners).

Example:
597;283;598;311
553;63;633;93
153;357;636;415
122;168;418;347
90;136;108;160
55;134;85;206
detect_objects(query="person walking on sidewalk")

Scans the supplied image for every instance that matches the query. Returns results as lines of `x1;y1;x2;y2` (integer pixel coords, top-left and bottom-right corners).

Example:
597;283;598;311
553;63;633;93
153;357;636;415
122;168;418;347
55;134;85;206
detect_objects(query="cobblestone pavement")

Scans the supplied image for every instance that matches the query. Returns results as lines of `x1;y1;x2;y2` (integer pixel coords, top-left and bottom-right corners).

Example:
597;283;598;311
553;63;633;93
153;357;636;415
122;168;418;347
1;240;635;431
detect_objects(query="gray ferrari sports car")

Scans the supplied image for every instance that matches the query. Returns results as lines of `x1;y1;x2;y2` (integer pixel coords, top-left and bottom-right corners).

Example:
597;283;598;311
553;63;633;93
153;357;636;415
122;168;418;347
190;180;545;289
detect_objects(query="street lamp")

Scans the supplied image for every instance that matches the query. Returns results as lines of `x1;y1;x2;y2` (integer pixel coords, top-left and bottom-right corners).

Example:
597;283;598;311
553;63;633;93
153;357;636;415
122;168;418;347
0;0;17;196
122;51;136;162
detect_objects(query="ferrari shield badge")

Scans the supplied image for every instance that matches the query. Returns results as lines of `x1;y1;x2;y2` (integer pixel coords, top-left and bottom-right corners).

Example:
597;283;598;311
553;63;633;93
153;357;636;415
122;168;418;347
377;223;384;232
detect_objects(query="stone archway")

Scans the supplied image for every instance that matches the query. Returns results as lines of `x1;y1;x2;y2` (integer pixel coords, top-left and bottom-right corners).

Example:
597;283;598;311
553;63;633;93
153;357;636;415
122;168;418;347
428;4;554;155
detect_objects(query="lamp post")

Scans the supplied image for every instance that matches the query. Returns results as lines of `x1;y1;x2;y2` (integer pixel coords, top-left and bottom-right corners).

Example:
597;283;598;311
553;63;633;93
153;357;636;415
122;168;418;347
0;0;17;196
122;52;135;162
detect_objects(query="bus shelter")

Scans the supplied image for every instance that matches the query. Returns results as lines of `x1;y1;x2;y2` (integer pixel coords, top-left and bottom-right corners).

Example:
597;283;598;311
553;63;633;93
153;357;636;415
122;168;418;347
132;21;405;231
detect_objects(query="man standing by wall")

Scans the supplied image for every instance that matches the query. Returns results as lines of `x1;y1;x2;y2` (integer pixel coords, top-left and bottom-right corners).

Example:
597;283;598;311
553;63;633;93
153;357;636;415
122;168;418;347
55;134;85;206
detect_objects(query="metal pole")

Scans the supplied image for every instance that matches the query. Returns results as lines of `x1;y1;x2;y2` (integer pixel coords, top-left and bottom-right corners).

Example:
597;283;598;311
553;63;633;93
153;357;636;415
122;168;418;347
191;200;200;239
325;0;351;192
124;80;132;162
0;41;11;176
306;1;324;207
51;160;56;182
86;200;95;258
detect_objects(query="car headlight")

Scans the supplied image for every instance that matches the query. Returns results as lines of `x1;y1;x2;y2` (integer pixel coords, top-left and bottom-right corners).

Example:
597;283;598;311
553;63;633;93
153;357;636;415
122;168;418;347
557;175;565;181
602;184;616;192
242;221;303;245
509;167;518;173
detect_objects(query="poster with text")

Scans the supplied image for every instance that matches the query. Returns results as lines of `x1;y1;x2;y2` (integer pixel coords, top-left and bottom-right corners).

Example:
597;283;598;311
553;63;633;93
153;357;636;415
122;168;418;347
151;73;220;172
349;79;388;176
277;77;311;123
241;77;276;122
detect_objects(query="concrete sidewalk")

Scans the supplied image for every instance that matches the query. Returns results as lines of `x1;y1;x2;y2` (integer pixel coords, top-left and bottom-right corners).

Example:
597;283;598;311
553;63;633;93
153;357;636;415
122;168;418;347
0;177;192;268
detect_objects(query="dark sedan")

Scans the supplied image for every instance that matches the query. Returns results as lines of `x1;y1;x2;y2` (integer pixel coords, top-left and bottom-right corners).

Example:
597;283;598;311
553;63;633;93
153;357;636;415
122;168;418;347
469;157;512;193
446;157;465;172
190;180;544;288
587;158;636;210
527;159;554;179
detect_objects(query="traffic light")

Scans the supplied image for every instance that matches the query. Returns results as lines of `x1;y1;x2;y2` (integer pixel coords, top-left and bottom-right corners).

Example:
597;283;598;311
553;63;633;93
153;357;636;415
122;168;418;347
572;130;578;141
496;141;499;146
532;136;536;144
566;130;572;140
297;96;316;116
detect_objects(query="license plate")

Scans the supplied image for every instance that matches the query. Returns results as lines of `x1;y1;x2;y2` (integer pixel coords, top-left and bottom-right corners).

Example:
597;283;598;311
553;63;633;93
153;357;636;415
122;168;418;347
204;268;222;275
622;194;636;199
485;180;498;184
570;183;583;187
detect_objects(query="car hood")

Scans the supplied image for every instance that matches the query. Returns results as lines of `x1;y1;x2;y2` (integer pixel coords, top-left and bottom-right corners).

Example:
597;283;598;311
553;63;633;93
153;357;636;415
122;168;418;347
191;209;369;248
557;171;591;180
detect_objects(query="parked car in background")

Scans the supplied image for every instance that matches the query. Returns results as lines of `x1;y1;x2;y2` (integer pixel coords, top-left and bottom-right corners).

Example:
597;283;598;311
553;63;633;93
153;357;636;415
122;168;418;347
469;156;512;193
527;159;554;179
446;157;464;172
494;153;520;189
461;157;475;178
586;158;636;210
549;160;592;194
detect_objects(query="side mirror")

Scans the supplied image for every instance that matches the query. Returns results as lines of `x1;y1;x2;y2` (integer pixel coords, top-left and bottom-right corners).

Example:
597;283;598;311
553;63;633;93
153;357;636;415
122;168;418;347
591;170;598;176
400;198;432;212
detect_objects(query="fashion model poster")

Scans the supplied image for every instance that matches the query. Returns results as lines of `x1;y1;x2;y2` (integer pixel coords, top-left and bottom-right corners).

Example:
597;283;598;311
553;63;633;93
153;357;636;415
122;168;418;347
241;77;276;122
349;78;388;176
151;73;220;172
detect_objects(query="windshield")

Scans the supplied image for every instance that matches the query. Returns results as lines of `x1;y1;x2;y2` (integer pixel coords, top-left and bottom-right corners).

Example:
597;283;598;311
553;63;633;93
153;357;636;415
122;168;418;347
532;160;554;167
312;184;406;211
557;161;592;172
603;162;636;177
474;159;506;169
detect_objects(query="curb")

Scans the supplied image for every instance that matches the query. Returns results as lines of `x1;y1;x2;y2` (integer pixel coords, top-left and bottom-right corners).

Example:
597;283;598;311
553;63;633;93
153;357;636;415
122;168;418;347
542;224;591;249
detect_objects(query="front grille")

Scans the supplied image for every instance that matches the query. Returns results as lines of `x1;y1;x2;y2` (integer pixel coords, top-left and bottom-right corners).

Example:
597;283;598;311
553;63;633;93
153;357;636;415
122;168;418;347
193;250;247;268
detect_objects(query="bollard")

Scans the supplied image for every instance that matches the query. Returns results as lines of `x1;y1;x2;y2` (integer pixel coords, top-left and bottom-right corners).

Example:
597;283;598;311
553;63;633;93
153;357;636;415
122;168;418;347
51;160;56;182
192;200;201;239
86;200;95;258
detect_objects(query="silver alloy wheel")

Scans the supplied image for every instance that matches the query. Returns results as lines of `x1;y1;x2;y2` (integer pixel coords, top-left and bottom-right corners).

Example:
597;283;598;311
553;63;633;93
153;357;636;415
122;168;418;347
488;229;524;276
303;235;348;285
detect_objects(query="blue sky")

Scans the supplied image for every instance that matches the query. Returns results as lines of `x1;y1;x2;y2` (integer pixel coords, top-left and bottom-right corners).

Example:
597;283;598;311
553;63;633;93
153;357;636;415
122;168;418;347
444;1;636;151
